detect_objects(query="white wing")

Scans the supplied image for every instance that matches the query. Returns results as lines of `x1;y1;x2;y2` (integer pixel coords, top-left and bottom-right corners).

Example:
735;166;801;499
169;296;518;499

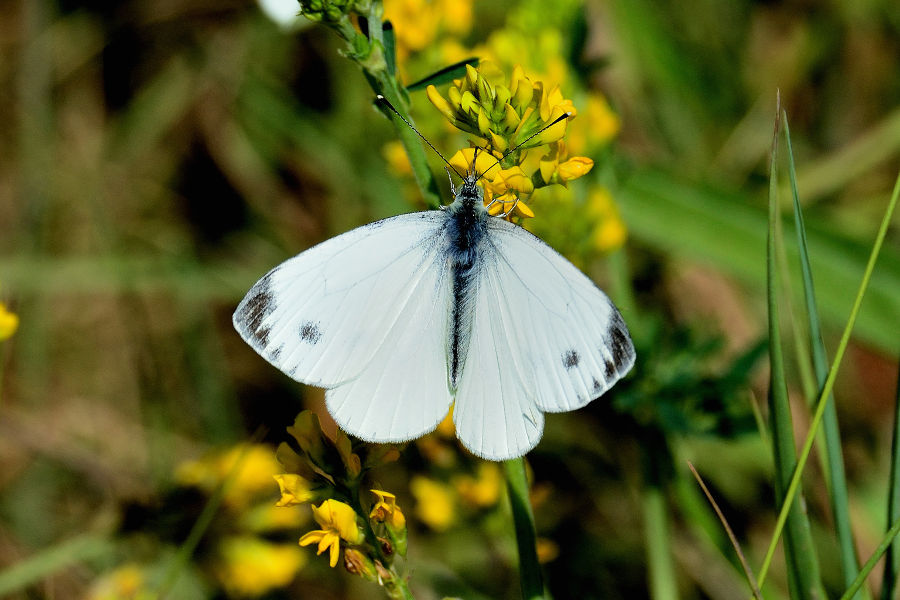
453;218;635;460
233;212;454;442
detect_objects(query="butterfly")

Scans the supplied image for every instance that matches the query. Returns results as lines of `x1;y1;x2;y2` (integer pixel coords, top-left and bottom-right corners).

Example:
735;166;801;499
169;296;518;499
233;100;635;461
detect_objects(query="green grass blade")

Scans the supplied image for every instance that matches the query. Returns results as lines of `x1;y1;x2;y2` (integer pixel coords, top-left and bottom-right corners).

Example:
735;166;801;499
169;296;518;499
842;515;900;600
644;483;679;600
504;457;546;600
405;57;480;92
759;101;824;598
783;112;862;596
882;362;900;600
757;166;900;591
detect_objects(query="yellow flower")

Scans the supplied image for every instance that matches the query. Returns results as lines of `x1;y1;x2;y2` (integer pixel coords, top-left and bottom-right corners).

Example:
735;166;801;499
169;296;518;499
536;537;560;564
539;140;593;186
584;92;620;146
239;501;306;532
453;463;503;508
586;188;627;252
175;444;282;509
87;564;153;600
382;140;412;176
410;476;455;531
273;474;313;507
447;147;536;220
427;63;573;153
369;489;406;529
299;499;364;567
384;0;473;58
217;536;305;596
0;303;18;340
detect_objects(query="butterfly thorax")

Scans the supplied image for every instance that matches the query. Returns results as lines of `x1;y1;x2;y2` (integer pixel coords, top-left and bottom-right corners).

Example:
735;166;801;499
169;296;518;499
445;173;488;267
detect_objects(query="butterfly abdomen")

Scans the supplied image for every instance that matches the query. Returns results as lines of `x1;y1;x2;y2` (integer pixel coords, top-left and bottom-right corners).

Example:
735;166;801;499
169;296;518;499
444;193;488;391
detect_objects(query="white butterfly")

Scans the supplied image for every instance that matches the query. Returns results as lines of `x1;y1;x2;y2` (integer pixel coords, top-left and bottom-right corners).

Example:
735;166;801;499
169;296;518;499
233;112;635;461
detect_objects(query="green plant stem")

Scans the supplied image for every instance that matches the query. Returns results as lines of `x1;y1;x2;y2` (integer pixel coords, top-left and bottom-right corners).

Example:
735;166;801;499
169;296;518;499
504;457;545;600
881;363;900;600
757;167;900;589
644;483;678;600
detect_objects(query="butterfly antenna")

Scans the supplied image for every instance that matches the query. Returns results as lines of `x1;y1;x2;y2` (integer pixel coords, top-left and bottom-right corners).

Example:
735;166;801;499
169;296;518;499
376;95;459;177
474;111;572;184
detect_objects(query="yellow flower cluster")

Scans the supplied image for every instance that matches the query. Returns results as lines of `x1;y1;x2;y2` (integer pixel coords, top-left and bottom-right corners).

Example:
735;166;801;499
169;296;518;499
427;64;595;220
427;64;573;153
273;411;410;594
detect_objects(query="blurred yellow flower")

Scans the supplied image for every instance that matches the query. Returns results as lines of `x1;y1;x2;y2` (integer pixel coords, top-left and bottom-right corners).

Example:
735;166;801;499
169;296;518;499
585;92;620;146
217;536;305;596
0;303;18;340
453;462;503;508
384;0;473;58
274;474;313;507
536;537;560;564
410;476;455;531
382;140;412;176
369;489;406;529
239;501;306;533
176;444;282;509
299;499;364;567
587;188;627;252
87;564;152;600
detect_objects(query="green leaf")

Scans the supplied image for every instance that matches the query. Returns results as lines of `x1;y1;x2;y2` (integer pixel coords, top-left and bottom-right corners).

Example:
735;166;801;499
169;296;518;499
761;102;825;599
784;112;863;598
405;57;480;92
382;20;396;76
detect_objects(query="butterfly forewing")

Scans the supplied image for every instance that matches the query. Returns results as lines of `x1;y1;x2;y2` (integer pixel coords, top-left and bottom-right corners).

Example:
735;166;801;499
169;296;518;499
234;212;454;430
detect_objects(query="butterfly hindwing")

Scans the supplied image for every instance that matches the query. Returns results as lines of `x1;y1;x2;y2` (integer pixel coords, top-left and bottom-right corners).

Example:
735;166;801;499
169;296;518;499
453;218;635;460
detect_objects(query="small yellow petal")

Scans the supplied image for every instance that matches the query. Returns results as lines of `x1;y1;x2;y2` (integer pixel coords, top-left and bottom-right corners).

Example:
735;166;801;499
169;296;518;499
465;63;479;88
273;474;312;506
298;530;324;547
557;157;594;182
460;90;479;114
426;85;456;122
502;104;520;131
328;536;340;568
476;108;492;136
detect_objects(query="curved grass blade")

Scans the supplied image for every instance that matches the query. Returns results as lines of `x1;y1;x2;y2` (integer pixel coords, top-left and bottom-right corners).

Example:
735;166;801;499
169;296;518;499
688;462;762;600
783;112;863;597
759;97;825;599
406;58;480;92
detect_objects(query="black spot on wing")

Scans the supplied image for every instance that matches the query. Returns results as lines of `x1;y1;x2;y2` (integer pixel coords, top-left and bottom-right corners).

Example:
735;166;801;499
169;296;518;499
299;321;322;344
592;377;603;394
605;312;635;372
235;271;278;348
562;349;580;370
604;360;616;378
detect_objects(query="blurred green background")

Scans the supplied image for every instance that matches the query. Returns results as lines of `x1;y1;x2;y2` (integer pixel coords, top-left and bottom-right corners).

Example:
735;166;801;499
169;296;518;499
0;0;898;598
